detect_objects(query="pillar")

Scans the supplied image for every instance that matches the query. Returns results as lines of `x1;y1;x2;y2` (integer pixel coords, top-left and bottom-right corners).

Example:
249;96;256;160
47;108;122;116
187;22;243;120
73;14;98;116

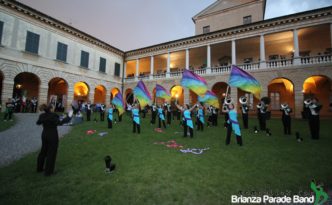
232;40;236;65
293;29;300;65
185;49;189;70
150;56;154;80
184;88;190;105
38;85;48;110
106;92;111;105
206;44;211;74
66;89;74;111
260;34;266;68
294;83;304;119
135;59;139;80
230;87;238;110
166;51;170;78
1;80;14;112
124;62;127;78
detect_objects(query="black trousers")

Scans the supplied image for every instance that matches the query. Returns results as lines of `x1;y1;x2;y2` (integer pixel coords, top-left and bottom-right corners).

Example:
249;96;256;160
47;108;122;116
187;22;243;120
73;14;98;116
225;123;243;146
4;111;13;120
183;122;193;138
86;110;91;121
258;113;266;131
166;112;171;124
100;112;105;121
37;134;59;175
118;115;122;122
133;121;140;134
108;118;112;129
158;117;166;128
242;113;248;129
309;115;320;139
151;111;156;124
212;114;217;126
197;119;204;131
282;116;291;135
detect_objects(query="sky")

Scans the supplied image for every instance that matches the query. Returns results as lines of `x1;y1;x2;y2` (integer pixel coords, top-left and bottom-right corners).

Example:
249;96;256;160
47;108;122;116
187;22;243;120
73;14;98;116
16;0;332;51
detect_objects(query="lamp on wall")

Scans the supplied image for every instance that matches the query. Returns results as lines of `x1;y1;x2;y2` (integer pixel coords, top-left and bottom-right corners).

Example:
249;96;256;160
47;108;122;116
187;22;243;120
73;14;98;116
16;84;22;89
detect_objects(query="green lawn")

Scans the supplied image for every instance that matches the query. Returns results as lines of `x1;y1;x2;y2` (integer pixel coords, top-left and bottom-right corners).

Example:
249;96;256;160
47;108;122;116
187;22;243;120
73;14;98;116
0;114;331;205
0;112;15;132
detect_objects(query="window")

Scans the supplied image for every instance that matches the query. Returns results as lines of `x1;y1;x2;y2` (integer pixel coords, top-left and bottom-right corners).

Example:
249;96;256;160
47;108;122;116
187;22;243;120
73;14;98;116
243;15;252;25
25;31;40;54
99;57;106;73
80;51;89;68
114;63;121;77
270;92;280;110
0;21;3;45
56;42;68;62
203;26;210;34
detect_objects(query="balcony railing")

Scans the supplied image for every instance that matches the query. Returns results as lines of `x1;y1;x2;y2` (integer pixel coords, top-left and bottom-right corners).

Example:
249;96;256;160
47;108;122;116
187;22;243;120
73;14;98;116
124;55;332;82
138;75;149;80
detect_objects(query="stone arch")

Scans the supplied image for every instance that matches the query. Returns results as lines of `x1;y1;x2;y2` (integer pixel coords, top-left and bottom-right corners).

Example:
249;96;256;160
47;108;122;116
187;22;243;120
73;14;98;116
170;85;184;105
48;77;68;111
110;87;120;102
125;88;134;105
303;75;332;117
12;72;40;112
94;85;106;104
268;77;295;116
212;82;229;110
73;81;90;102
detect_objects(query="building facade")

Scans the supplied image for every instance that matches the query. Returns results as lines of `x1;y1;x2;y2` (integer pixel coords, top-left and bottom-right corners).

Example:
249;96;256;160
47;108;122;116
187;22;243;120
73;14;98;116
0;0;332;118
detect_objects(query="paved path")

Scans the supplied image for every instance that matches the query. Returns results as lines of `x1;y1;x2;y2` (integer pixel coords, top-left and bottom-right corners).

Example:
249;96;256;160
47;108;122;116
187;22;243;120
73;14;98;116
0;113;71;167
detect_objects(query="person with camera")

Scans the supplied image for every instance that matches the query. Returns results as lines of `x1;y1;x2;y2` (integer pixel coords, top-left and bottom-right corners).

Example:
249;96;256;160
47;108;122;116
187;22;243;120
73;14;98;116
280;103;292;135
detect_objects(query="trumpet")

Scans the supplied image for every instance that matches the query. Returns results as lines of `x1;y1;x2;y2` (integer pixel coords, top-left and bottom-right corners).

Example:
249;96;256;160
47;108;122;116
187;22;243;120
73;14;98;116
280;103;288;109
256;103;262;109
239;96;248;104
224;97;233;105
304;98;312;106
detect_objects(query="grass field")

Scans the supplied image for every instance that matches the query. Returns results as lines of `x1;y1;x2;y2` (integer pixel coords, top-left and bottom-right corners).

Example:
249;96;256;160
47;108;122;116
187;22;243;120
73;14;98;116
0;113;331;205
0;112;15;132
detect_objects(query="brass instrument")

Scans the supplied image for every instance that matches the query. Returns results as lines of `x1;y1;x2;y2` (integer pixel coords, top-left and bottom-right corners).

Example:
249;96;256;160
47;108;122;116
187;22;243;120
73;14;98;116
239;96;247;104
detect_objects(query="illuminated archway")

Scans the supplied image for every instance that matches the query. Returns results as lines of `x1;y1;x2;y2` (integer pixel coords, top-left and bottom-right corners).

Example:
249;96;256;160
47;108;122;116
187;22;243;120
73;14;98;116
74;81;89;102
170;85;184;105
303;75;332;116
125;88;134;105
94;85;106;104
268;78;294;116
212;82;228;110
13;72;40;99
48;78;68;109
110;87;120;101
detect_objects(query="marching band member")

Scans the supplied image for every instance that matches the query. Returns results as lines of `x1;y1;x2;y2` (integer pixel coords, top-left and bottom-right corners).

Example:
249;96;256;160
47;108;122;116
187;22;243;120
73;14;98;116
280;103;292;135
132;103;140;134
256;98;269;131
166;103;172;125
158;105;166;129
100;104;106;121
304;98;322;139
175;102;196;138
239;96;249;129
86;101;92;121
150;103;157;124
223;97;243;146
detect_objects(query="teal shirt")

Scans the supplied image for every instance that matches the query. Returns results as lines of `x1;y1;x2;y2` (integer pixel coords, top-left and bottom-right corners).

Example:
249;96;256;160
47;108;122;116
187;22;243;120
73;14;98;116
158;108;165;121
132;108;140;124
198;108;204;124
228;109;241;136
108;108;113;121
184;110;193;128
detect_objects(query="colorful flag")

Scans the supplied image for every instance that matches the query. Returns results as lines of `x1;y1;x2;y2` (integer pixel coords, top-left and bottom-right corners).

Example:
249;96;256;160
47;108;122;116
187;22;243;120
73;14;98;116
112;92;125;115
181;69;208;97
155;84;171;101
134;80;152;107
228;65;262;99
198;90;220;108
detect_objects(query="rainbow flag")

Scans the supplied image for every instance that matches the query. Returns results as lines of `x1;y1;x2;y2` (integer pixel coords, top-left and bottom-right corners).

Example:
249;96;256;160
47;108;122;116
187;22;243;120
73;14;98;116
181;69;208;97
155;84;171;101
228;65;262;99
198;90;220;108
134;80;152;107
112;92;125;115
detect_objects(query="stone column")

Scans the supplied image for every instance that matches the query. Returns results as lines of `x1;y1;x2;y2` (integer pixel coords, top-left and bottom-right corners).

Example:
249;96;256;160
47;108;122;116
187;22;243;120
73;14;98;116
260;34;266;68
150;55;154;80
206;44;211;74
135;59;139;81
293;29;301;65
38;85;48;109
1;80;14;112
230;87;238;111
330;23;332;48
232;40;236;65
106;92;111;106
124;62;127;78
66;89;74;111
185;49;189;69
294;84;304;119
184;88;190;105
166;51;171;78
